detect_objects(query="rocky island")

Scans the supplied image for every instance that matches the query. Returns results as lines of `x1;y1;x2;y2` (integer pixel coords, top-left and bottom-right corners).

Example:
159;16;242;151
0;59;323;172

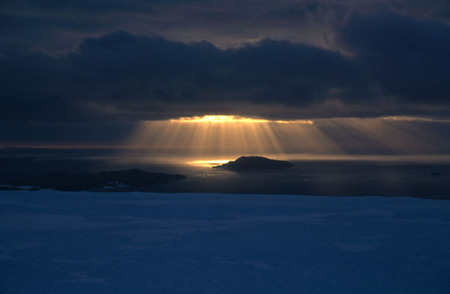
214;156;293;171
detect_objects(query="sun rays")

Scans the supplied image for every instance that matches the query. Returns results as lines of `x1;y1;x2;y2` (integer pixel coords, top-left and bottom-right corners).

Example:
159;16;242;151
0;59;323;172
125;115;322;158
122;115;450;165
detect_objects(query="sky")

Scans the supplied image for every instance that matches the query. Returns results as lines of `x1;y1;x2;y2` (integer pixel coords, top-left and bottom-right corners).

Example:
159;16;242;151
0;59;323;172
1;0;450;151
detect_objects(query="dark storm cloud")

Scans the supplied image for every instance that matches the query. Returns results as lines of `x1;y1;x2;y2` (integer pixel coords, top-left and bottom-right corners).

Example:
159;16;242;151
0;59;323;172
1;31;368;122
2;0;449;54
1;1;450;147
2;7;450;125
343;12;450;104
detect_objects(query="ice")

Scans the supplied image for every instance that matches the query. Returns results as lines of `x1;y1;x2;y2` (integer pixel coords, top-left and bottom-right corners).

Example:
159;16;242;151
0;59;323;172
0;191;449;293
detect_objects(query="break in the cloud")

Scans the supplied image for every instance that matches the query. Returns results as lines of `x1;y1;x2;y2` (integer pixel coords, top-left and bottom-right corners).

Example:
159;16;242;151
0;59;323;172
0;1;449;146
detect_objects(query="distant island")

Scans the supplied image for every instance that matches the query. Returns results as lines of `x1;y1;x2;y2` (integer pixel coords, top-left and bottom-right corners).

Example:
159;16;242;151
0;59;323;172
214;156;293;171
1;169;186;192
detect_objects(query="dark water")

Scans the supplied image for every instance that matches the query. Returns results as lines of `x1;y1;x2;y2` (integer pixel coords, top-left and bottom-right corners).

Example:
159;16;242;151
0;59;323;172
0;148;449;199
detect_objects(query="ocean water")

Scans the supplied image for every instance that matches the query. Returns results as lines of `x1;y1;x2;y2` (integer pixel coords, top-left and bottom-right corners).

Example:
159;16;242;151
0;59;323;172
0;148;449;198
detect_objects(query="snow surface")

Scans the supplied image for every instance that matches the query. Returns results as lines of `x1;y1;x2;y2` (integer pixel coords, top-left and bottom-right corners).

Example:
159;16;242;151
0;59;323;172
1;191;449;293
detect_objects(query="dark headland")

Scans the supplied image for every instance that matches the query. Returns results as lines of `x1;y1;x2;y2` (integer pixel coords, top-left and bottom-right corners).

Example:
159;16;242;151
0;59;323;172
214;156;293;171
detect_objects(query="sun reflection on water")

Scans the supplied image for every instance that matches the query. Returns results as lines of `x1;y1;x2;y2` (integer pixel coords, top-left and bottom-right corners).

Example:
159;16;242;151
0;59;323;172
188;159;232;167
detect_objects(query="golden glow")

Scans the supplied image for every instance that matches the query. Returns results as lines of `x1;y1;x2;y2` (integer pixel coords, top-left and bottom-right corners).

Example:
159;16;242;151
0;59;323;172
170;115;313;125
188;159;232;167
123;115;343;162
171;115;266;123
380;116;450;123
274;119;314;124
121;114;448;165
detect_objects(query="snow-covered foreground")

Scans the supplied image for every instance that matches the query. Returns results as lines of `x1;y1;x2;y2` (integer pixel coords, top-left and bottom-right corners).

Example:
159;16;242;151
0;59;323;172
1;191;449;293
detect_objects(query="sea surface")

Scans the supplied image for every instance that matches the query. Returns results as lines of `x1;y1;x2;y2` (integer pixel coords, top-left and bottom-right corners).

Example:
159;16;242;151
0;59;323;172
0;148;449;198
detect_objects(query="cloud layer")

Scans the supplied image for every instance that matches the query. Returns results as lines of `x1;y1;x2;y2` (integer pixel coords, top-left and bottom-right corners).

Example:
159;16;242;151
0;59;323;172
1;11;450;124
1;1;449;146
